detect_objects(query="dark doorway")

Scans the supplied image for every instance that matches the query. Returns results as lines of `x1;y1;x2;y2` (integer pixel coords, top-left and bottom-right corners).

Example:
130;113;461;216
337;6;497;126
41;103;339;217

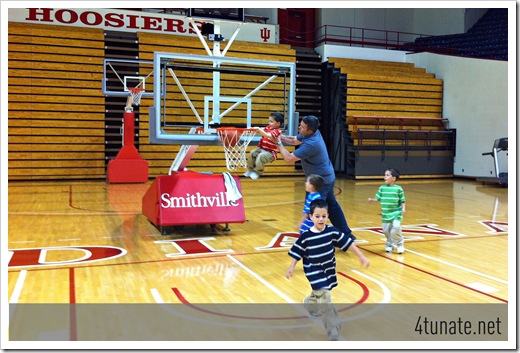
278;8;316;48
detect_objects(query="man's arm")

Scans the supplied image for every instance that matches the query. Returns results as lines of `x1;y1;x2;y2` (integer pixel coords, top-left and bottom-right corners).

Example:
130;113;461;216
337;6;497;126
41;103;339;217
277;141;300;163
280;135;301;146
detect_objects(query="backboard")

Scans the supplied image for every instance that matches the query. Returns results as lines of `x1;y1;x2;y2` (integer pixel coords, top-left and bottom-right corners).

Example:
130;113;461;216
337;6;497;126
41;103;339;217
149;51;297;146
102;58;156;98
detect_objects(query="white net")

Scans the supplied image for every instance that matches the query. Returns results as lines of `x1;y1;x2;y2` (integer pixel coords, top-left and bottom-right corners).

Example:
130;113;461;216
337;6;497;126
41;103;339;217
217;128;257;170
129;88;145;106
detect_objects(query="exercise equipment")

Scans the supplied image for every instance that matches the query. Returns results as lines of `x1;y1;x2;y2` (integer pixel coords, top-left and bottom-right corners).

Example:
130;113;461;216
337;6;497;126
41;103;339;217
477;137;508;187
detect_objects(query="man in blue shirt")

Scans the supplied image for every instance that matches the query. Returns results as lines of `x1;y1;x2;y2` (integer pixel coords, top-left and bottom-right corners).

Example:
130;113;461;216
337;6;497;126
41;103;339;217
277;115;353;237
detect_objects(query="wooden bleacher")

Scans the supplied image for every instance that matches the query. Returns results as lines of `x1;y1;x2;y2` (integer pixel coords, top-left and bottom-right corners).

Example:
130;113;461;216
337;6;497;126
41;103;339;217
7;22;302;181
328;57;454;178
352;116;452;149
8;22;106;180
328;57;449;147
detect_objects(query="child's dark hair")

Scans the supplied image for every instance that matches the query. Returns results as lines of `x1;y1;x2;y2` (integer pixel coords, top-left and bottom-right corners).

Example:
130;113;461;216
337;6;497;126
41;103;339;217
270;112;285;125
307;174;324;191
309;199;328;214
387;168;400;180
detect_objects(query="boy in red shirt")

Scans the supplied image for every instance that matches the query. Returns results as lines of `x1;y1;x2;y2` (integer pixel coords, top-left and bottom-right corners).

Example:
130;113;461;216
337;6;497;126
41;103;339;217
245;112;284;180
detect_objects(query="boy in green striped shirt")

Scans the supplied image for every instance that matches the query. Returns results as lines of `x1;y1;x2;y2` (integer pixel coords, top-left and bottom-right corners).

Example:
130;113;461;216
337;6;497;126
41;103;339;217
368;168;407;254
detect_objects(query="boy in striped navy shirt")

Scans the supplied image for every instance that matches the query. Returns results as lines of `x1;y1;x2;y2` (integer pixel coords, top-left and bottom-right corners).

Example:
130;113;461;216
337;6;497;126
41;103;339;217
286;199;370;340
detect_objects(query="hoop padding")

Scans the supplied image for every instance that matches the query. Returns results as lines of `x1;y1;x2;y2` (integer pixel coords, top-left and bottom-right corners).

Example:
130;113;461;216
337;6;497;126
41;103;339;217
128;87;145;106
217;127;257;170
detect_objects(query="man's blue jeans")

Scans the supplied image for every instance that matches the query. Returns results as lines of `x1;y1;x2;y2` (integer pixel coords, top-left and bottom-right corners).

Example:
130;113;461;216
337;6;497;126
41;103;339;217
311;181;352;236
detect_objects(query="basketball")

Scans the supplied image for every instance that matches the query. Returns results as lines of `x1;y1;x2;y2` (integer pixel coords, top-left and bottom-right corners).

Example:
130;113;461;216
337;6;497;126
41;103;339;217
218;128;241;148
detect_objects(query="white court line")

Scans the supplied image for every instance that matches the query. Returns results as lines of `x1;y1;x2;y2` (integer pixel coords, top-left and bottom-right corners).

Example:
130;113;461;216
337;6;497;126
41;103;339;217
150;288;164;303
405;249;507;284
352;270;392;304
226;254;296;303
9;270;27;304
9;270;27;324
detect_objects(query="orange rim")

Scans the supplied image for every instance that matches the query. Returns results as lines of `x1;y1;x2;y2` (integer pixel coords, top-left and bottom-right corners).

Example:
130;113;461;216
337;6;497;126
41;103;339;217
128;87;145;93
216;127;255;133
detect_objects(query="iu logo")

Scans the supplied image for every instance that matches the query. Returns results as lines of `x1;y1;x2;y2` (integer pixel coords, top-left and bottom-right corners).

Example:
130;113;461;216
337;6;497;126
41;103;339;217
260;28;271;42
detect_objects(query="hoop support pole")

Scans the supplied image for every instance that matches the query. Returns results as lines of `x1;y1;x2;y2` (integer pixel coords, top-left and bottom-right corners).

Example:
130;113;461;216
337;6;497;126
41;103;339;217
107;111;149;183
125;95;133;112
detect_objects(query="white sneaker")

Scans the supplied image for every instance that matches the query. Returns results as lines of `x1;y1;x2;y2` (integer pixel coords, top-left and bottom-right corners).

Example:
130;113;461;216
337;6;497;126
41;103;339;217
397;245;405;254
328;326;340;341
249;171;260;180
244;170;252;177
385;245;393;253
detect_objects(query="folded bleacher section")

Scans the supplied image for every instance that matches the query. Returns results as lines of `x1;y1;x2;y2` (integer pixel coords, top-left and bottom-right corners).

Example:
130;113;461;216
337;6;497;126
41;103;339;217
410;8;507;60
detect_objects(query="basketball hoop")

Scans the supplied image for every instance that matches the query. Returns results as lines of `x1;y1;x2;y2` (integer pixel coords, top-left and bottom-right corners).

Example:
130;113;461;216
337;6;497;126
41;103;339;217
216;127;257;170
129;87;145;105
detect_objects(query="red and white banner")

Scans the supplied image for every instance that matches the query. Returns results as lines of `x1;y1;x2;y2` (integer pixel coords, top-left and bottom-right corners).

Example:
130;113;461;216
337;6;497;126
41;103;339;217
8;8;277;44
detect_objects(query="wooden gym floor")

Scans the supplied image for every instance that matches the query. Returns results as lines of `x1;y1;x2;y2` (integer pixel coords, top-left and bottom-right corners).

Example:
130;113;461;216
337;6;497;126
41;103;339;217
5;176;510;344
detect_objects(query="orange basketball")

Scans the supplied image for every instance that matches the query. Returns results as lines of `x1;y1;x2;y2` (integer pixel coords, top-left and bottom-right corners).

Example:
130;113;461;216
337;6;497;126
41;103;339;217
218;128;241;148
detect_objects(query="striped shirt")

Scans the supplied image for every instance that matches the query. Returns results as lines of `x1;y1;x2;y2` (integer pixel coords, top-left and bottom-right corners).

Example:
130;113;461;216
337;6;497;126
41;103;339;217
257;126;281;160
299;192;322;234
375;184;406;222
288;225;355;290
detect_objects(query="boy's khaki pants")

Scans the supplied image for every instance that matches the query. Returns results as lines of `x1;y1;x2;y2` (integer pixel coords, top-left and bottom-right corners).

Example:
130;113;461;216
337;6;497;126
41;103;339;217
383;219;404;247
247;148;274;175
303;289;341;338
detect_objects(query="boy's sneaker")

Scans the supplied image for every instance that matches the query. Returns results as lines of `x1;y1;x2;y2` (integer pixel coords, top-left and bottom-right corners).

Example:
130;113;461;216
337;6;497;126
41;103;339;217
249;171;260;180
328;326;340;341
397;245;405;254
244;170;252;177
308;311;321;319
385;245;393;253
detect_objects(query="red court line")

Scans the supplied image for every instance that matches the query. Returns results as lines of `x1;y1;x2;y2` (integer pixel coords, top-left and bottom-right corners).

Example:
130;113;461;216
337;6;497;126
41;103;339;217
173;287;308;320
171;272;369;319
337;271;370;307
69;267;77;340
361;248;508;303
7;234;507;274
